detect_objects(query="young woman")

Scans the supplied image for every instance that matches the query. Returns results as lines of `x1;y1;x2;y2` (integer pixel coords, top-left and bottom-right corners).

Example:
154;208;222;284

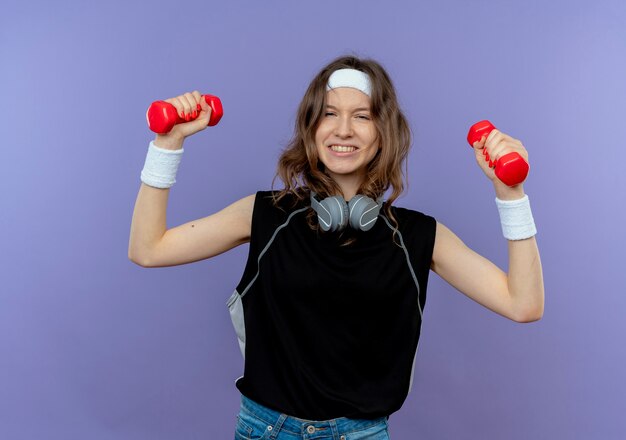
129;55;544;439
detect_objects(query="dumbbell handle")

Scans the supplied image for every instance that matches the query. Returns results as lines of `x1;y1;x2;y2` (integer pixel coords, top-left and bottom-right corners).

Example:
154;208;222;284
146;94;223;134
467;120;529;187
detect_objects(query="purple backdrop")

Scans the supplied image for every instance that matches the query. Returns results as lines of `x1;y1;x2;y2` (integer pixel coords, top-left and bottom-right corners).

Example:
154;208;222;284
1;0;625;438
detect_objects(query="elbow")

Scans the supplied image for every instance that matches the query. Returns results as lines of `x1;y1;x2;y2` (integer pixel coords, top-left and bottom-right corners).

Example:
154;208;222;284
128;250;152;268
513;306;544;323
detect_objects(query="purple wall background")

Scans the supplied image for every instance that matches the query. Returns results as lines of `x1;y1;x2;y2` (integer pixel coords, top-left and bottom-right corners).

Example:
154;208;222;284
1;0;625;438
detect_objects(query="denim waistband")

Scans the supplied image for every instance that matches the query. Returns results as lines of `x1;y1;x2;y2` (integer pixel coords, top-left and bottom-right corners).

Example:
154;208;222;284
239;393;388;437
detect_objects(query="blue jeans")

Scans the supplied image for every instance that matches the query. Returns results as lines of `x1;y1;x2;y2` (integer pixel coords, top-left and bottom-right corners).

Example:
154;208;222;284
234;394;391;439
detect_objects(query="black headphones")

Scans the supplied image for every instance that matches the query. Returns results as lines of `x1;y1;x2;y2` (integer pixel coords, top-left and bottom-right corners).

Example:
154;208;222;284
310;192;383;232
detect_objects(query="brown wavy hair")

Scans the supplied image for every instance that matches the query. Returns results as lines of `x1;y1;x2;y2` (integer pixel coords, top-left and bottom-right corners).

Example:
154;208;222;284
273;55;412;235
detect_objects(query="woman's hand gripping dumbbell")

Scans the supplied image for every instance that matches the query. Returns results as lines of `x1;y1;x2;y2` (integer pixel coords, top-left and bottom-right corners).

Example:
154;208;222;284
139;91;224;188
146;91;223;137
467;120;529;187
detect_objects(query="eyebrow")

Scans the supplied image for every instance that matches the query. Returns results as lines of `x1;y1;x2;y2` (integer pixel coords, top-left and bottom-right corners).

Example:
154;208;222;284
326;104;371;112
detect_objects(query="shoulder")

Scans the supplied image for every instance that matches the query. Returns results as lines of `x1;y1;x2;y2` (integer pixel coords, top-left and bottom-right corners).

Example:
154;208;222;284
253;190;276;207
246;190;311;249
383;205;437;254
254;189;311;211
388;205;436;230
253;190;306;210
250;190;309;226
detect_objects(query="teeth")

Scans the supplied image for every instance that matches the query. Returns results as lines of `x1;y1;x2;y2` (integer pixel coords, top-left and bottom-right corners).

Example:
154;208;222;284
330;145;356;152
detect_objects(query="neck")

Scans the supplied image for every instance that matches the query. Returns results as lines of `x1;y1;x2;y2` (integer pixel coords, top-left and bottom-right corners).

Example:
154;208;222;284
329;172;364;201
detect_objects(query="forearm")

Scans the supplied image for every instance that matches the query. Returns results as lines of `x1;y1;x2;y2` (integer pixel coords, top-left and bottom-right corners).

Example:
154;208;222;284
495;183;545;322
507;236;544;322
128;183;170;264
128;135;183;264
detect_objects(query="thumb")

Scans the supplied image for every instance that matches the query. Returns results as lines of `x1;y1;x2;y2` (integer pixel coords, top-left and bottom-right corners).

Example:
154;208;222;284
186;98;212;132
199;97;212;117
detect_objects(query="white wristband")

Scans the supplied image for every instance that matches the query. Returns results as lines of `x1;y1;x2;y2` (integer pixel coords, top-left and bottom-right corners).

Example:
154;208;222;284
140;141;184;189
495;194;537;240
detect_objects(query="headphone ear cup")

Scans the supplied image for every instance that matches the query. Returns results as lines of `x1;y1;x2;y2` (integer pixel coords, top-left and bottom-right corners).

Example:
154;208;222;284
320;196;349;232
348;195;381;231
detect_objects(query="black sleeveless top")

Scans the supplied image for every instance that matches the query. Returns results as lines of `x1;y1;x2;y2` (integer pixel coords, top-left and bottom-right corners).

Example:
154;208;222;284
227;191;437;420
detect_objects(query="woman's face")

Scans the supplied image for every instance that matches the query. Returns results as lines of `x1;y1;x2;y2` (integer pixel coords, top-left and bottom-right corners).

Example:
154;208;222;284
314;87;379;184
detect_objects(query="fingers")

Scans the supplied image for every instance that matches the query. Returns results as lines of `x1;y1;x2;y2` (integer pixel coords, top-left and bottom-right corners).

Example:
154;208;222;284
482;129;526;166
472;136;486;150
165;91;203;120
180;91;200;120
159;90;211;139
473;137;494;171
191;90;202;104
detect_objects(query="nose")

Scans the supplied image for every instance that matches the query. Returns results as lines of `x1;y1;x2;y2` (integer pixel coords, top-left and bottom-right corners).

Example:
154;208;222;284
334;115;354;137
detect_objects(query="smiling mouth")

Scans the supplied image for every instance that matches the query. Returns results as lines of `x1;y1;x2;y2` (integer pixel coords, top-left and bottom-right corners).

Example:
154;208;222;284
329;145;358;152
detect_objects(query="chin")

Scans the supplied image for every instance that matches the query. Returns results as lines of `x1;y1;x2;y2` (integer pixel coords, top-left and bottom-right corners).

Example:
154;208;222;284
325;167;365;180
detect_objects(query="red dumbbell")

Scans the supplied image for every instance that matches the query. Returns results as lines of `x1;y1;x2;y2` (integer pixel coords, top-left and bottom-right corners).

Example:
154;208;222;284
467;120;529;187
146;94;223;134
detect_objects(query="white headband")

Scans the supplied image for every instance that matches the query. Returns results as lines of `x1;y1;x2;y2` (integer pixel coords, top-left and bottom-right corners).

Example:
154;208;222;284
326;68;372;97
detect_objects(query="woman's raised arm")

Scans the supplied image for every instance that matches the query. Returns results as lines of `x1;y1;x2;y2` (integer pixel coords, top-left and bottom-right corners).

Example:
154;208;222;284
430;125;545;322
128;90;255;267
